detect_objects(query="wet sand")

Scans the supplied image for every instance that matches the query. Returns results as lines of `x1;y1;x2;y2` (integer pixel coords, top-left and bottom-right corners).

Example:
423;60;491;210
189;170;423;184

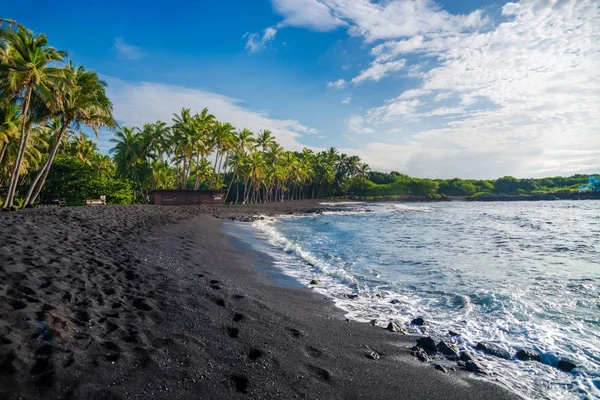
0;203;521;399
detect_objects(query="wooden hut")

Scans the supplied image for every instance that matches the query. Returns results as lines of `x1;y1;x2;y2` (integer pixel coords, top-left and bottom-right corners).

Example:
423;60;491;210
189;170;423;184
150;189;227;206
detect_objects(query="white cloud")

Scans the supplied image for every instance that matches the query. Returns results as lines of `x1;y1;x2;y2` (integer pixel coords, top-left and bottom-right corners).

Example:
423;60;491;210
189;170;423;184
113;38;146;60
366;99;421;122
434;92;452;102
346;115;374;135
268;0;487;42
272;0;345;31
420;107;465;117
244;27;278;52
342;96;352;104
326;79;347;89
397;88;431;99
351;59;406;84
104;77;317;151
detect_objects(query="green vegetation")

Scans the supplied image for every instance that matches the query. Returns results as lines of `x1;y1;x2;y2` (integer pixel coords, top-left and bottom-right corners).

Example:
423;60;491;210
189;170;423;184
349;172;597;200
0;20;596;208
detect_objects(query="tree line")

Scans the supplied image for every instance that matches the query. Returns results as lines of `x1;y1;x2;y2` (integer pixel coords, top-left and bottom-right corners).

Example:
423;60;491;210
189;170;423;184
357;172;598;199
108;109;371;204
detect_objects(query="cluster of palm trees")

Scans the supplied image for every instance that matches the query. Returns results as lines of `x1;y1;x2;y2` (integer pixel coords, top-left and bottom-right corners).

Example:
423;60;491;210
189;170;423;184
0;19;115;210
109;107;371;204
1;19;370;208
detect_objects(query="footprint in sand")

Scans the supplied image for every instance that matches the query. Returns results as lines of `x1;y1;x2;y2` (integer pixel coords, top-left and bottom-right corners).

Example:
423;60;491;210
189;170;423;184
286;328;304;338
233;313;244;322
308;365;332;381
215;298;226;307
227;327;239;339
231;375;249;393
248;348;262;360
306;346;323;358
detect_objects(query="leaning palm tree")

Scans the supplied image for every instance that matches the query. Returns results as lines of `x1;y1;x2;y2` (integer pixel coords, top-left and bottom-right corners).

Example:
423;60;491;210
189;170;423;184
0;22;67;210
23;63;115;207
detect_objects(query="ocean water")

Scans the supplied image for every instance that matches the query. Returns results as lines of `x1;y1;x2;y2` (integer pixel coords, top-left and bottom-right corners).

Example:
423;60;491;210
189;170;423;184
224;201;600;399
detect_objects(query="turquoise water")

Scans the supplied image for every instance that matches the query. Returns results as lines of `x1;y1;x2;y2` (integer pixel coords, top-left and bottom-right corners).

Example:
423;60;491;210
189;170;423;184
226;201;600;399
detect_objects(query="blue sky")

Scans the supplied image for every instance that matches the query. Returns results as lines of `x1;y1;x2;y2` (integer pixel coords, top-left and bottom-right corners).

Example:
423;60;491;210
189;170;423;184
3;0;599;178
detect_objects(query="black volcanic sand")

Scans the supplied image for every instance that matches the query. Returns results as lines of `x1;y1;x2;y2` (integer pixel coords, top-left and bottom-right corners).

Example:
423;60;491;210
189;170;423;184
0;203;521;399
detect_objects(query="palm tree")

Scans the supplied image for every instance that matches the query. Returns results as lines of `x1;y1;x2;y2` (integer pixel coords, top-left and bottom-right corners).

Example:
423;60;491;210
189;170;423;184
255;129;274;153
211;121;235;189
244;150;266;204
70;132;98;165
0;22;67;210
226;128;255;202
110;127;144;201
23;63;115;207
193;108;216;189
149;121;171;163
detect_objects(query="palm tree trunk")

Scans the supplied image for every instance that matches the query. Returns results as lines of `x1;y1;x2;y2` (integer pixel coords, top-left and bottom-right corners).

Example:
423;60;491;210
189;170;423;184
24;122;69;206
243;178;251;204
193;152;201;190
226;166;237;202
3;85;33;210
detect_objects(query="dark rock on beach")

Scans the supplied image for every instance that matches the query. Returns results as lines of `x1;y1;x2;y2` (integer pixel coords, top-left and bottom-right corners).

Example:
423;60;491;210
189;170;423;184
387;322;407;333
309;279;320;285
416;336;437;354
435;364;448;373
516;349;541;362
390;299;401;304
412;348;430;363
557;358;578;372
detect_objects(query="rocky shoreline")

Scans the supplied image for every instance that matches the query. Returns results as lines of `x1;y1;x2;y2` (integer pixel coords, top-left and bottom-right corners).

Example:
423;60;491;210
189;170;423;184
0;202;521;399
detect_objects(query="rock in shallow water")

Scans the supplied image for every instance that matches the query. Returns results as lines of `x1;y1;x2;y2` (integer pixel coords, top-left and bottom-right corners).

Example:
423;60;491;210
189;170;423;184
557;358;577;372
309;279;319;285
516;349;541;362
390;299;401;304
465;360;488;374
437;341;459;358
459;351;474;362
475;342;513;360
411;317;427;326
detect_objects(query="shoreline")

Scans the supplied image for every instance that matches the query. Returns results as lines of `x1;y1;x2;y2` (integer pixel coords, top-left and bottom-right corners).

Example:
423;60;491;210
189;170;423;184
0;203;520;399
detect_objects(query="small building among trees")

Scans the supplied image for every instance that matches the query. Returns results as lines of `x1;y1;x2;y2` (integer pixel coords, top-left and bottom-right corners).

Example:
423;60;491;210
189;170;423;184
150;190;227;206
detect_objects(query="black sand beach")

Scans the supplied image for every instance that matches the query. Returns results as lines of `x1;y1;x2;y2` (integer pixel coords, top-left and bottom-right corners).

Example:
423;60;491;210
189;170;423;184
0;203;521;399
